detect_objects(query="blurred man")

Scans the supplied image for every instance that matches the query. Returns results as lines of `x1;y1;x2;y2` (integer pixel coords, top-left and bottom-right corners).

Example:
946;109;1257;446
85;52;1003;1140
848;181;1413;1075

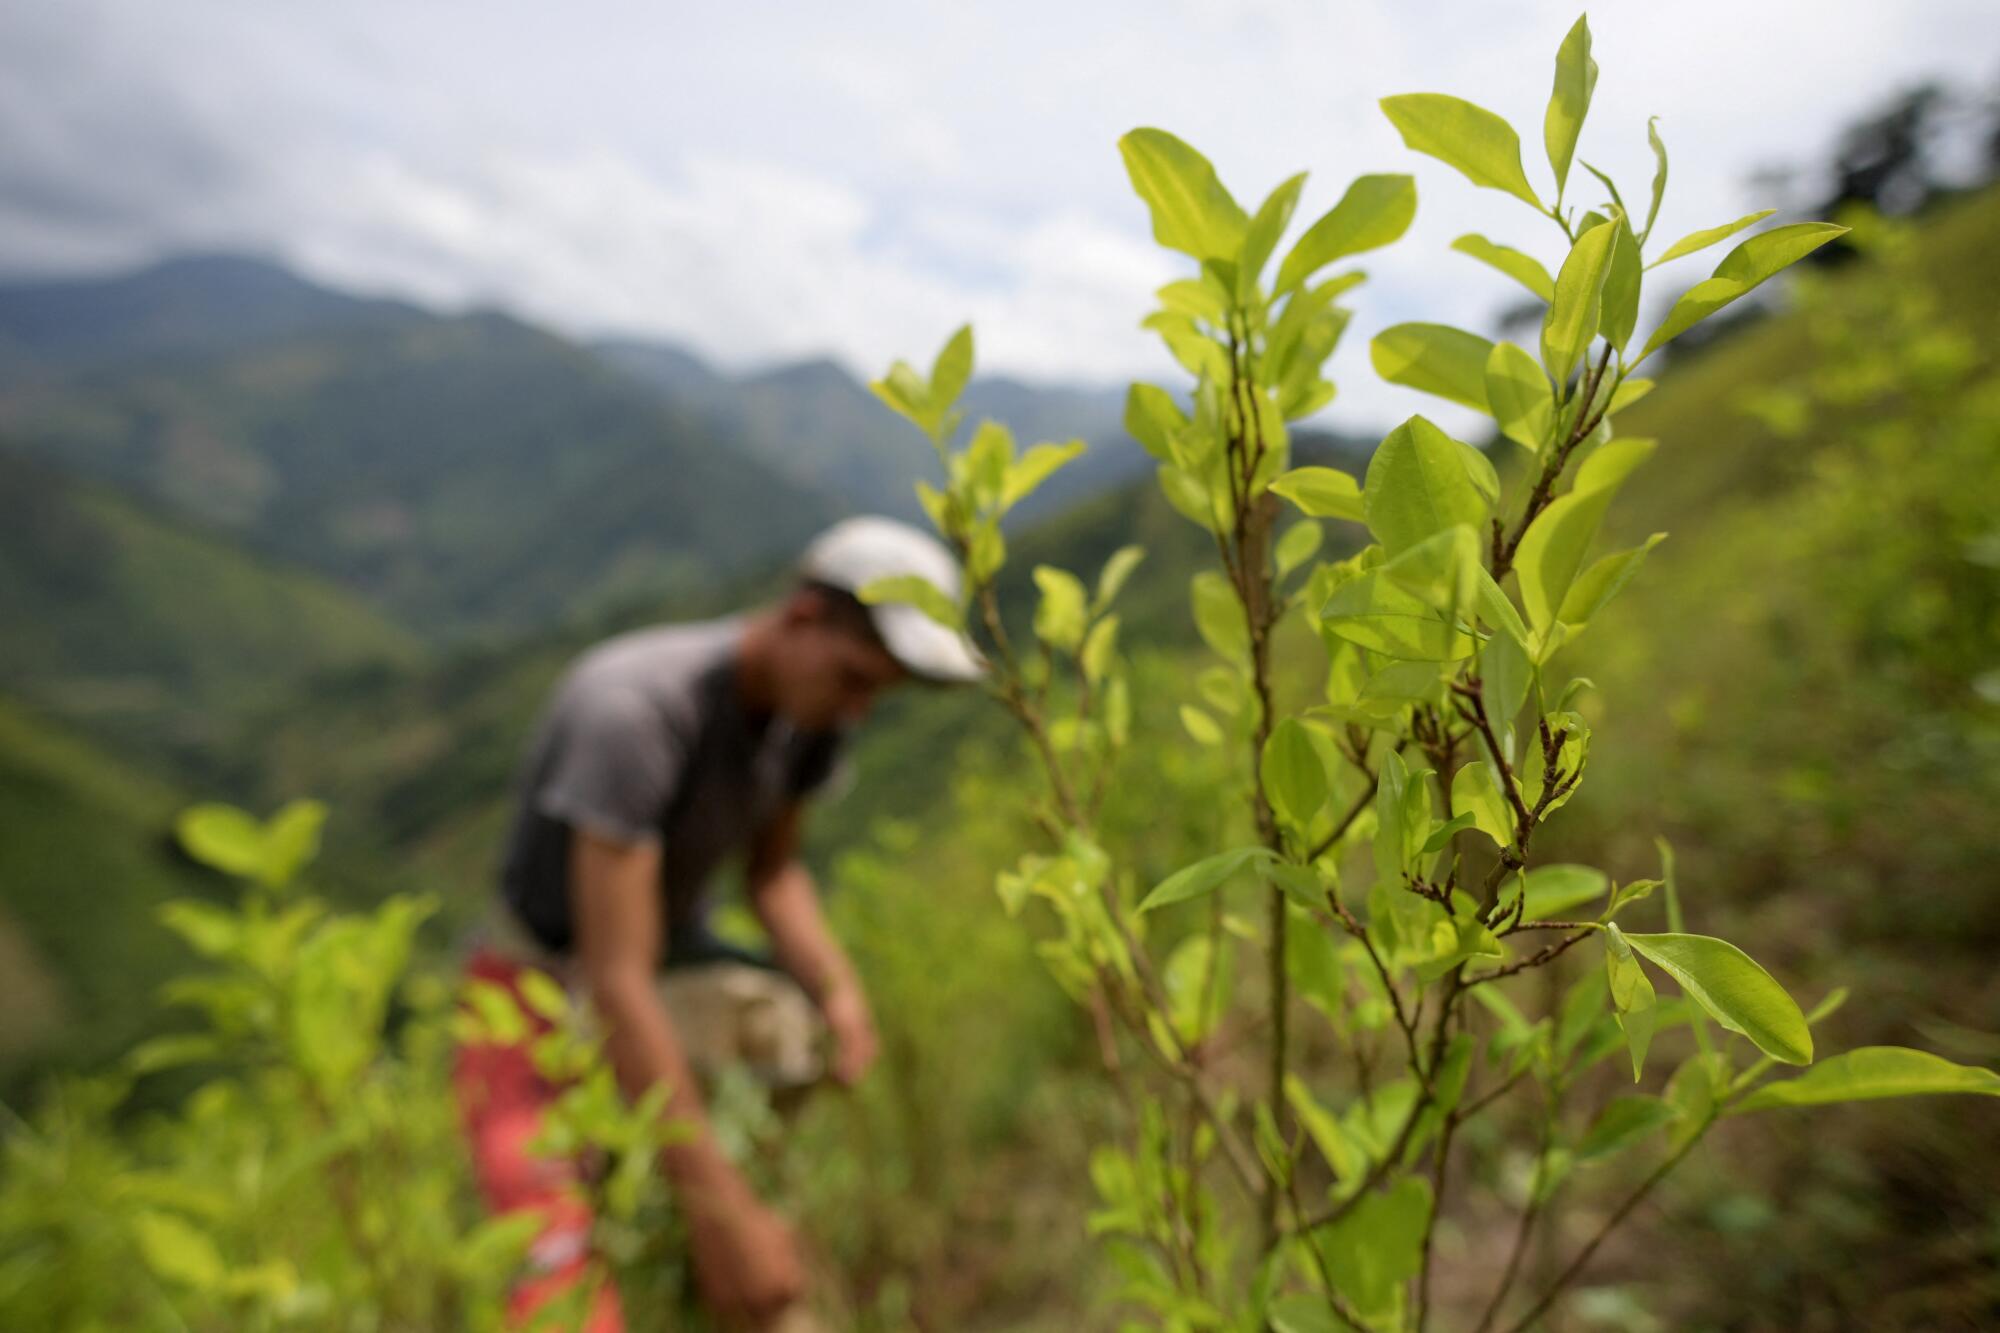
454;516;982;1331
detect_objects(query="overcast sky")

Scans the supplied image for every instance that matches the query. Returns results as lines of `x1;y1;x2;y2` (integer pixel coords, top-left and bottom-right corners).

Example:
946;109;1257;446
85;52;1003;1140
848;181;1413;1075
2;1;1995;433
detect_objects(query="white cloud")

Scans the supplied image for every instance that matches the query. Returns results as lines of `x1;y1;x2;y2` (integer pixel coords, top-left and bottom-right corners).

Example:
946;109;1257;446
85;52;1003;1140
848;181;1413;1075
2;0;1996;435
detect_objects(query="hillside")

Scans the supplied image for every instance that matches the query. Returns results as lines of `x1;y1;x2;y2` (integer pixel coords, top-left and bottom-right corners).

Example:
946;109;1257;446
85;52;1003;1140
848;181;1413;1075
0;259;838;636
0;254;422;386
1529;188;2000;1324
597;336;1141;525
0;449;420;769
0;699;214;1088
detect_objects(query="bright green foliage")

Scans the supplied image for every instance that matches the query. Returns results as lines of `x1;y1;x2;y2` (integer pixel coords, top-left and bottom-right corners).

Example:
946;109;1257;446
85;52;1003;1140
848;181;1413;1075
1451;761;1514;847
1275;174;1419;295
1544;16;1599;197
1140;846;1275;912
1647;208;1776;267
1032;566;1090;653
860;573;961;630
1638;222;1849;362
1363;416;1491;555
1621;932;1811;1065
1370;323;1495;412
1381;93;1544;211
1541;213;1620;384
1516;864;1608;920
1485;341;1557;452
1642;116;1669;240
1271;466;1366;522
1263;719;1329;828
1731;1047;2000;1113
1119;128;1251;261
0;800;689;1330
1515;438;1655;636
176;800;327;889
1452;234;1555;302
862;17;1987;1332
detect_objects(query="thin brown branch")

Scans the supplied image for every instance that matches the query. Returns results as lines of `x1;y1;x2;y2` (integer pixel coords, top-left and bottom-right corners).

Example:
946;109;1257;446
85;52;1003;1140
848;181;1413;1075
1291;1088;1429;1234
1284;1160;1373;1333
1465;929;1594;985
1457;1065;1528;1122
1492;342;1618;581
1499;1113;1718;1333
1450;679;1533;840
1474;1110;1555;1333
1307;769;1379;863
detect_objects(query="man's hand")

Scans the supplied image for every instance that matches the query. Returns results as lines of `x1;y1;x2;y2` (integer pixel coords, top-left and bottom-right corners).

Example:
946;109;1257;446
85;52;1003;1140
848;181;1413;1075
748;805;879;1088
820;984;879;1086
687;1185;808;1325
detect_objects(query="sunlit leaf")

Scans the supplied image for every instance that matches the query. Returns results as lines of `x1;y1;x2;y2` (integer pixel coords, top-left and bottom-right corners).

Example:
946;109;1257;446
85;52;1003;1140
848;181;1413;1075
1124;383;1186;462
929;324;975;412
1271;466;1365;522
1238;171;1309;290
1002;440;1086;510
1276;520;1324;579
1624;932;1813;1065
1371;323;1495;414
1275;174;1418;294
1541;214;1621;385
1560;531;1667;629
1191;570;1249;662
1599;218;1643;352
175;803;265;880
1381;93;1544;211
1263;719;1329;827
1485;341;1556;452
1139;846;1276;912
1451;234;1555;302
1543;15;1598;195
1118;128;1250;261
1031;566;1088;653
1731;1047;2000;1113
1364;415;1490;555
1647;209;1777;268
1638;222;1849;363
859;574;960;632
1451;760;1514;847
1642;116;1668;242
1515;438;1656;634
1094;544;1146;611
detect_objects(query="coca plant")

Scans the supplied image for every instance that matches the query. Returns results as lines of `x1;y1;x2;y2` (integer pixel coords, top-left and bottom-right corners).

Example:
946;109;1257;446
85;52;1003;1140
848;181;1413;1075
867;16;1999;1331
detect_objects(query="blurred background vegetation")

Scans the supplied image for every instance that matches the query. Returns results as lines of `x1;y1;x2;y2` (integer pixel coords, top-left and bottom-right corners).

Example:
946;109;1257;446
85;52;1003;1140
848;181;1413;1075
1;83;1996;1329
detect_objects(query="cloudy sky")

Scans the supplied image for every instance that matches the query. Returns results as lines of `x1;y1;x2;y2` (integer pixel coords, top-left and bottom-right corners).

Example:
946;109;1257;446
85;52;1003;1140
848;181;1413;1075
2;0;1995;432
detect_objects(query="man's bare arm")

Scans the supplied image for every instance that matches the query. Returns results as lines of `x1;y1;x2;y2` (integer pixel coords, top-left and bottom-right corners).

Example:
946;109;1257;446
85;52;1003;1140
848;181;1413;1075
569;826;805;1319
569;828;738;1195
747;804;877;1084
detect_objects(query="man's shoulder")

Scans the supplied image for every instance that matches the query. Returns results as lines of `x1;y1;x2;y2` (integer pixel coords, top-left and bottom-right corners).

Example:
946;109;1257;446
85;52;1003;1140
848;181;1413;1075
558;617;742;728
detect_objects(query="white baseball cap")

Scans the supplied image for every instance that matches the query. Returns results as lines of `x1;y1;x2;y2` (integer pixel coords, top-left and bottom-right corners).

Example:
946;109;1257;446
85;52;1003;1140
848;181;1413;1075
799;516;986;683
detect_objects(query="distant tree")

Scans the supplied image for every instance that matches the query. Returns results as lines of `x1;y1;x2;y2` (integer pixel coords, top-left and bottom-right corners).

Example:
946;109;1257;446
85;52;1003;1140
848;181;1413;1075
1815;83;1950;219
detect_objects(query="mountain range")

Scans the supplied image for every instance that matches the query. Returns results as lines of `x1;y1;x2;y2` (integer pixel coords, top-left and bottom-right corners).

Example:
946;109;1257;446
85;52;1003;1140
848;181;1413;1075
0;254;1208;762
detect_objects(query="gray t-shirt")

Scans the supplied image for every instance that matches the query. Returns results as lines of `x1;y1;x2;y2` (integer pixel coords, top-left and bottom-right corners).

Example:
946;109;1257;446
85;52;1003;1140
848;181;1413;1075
499;616;846;956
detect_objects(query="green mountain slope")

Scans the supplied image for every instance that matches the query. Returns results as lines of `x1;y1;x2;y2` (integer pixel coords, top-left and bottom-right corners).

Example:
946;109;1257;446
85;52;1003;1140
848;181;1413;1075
0;449;420;767
0;254;422;385
0;699;211;1086
597;339;1147;524
0;261;837;636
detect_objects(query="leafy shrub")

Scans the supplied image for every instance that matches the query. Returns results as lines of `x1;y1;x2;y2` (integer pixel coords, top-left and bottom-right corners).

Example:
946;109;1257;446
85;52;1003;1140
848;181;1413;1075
0;799;680;1331
864;16;2000;1331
